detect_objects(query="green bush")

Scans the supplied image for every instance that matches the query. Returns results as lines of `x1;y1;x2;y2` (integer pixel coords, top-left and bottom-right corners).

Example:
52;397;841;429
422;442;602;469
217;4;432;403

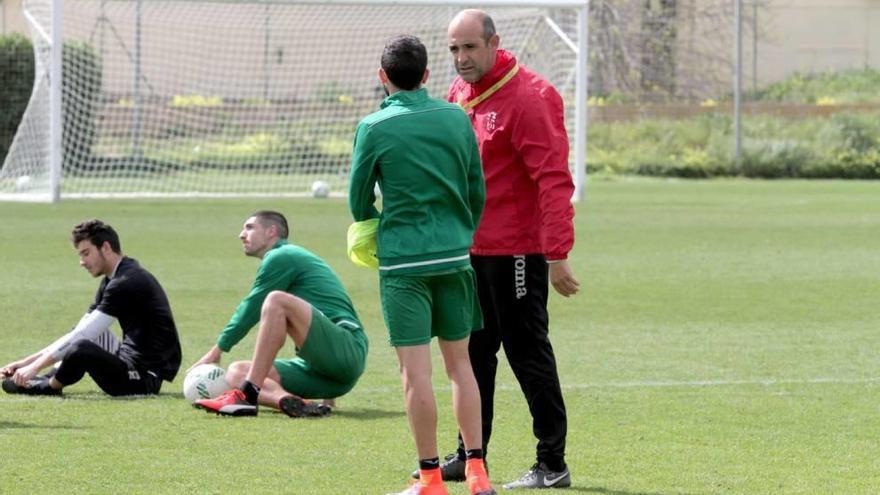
589;114;736;178
800;150;880;179
63;40;102;173
817;113;879;153
588;111;880;179
752;68;880;104
740;139;814;178
0;33;35;167
0;37;101;172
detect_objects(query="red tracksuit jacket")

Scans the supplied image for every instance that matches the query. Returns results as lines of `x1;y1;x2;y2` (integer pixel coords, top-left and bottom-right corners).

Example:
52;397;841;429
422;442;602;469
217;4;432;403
448;49;575;261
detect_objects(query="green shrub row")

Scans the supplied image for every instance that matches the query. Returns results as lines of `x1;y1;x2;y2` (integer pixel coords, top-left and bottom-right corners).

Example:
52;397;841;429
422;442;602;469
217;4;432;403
97;111;879;180
753;68;880;104
588;112;880;179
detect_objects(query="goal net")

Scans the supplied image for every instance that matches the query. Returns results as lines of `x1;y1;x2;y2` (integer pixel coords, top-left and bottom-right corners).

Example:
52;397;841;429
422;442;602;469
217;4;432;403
1;0;585;200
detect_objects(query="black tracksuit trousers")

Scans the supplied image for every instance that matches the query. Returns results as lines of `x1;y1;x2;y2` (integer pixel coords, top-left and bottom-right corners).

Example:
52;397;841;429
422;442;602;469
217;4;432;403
457;254;568;469
55;340;162;396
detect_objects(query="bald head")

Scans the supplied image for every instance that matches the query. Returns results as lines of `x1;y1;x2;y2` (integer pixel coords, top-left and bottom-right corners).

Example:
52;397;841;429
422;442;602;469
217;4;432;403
447;9;500;83
449;9;496;41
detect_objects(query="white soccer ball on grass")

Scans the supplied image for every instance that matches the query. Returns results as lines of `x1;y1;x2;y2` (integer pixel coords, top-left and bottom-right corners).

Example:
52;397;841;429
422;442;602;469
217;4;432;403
183;364;230;403
15;175;31;192
311;180;330;198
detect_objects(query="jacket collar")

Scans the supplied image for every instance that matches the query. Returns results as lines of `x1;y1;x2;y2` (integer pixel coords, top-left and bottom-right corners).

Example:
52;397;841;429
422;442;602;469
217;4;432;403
380;87;429;109
108;257;124;279
468;49;517;93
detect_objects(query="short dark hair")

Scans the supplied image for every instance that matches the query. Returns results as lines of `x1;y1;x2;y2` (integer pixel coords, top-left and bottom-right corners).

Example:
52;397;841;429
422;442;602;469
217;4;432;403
480;13;496;41
381;35;428;91
71;219;121;253
251;210;289;239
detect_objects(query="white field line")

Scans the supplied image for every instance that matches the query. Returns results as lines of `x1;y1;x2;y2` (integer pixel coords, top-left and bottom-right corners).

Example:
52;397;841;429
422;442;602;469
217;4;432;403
1;377;877;404
561;376;880;389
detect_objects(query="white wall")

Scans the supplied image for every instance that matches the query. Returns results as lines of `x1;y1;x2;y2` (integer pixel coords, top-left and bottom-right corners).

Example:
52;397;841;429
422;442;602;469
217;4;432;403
0;0;27;35
753;0;879;84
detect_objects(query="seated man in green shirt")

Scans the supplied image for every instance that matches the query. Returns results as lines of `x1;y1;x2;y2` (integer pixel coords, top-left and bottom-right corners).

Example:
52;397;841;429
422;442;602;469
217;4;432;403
190;210;368;417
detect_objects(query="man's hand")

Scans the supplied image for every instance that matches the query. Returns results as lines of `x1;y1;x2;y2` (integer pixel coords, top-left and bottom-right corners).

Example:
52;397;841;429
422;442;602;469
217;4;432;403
549;259;580;297
187;345;222;374
1;357;33;379
1;361;22;378
12;362;41;387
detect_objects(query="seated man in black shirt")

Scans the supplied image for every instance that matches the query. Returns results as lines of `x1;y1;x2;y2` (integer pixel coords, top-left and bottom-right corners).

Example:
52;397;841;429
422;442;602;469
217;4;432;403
1;219;182;396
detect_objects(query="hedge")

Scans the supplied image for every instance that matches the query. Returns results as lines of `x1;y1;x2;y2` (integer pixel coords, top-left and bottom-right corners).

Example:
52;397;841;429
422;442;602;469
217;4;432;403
62;40;102;172
0;33;35;166
588;112;880;179
0;35;102;171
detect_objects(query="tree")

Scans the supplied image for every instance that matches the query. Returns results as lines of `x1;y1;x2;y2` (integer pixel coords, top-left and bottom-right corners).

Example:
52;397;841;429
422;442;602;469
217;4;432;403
589;0;765;102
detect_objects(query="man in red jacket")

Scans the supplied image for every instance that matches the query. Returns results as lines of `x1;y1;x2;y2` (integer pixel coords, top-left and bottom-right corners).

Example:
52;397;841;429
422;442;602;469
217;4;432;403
413;8;580;490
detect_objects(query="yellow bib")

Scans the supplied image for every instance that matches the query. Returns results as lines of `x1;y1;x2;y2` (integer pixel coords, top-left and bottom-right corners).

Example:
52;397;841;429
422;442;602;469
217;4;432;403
347;219;379;269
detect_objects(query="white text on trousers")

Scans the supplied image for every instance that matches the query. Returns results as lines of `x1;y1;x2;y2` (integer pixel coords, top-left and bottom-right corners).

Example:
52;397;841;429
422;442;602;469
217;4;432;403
514;255;527;299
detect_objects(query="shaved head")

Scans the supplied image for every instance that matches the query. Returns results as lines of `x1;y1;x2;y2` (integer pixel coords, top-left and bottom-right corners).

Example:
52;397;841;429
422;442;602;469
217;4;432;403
449;9;496;41
447;9;500;83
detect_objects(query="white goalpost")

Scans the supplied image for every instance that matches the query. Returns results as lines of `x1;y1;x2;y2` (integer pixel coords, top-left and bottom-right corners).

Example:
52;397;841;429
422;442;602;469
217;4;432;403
1;0;587;202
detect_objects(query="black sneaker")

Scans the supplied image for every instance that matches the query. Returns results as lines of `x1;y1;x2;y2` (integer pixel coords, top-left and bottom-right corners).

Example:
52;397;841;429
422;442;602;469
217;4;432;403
2;377;62;396
411;453;468;482
502;462;570;489
1;377;18;394
39;367;58;380
278;395;331;418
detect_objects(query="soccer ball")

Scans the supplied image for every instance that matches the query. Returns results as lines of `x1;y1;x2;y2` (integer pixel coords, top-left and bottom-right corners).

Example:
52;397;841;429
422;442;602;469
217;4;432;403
182;364;230;403
15;175;31;192
311;180;330;198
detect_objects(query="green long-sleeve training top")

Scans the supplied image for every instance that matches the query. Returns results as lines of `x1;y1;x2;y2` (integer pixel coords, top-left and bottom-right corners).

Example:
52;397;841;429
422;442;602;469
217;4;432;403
217;240;363;352
348;88;485;276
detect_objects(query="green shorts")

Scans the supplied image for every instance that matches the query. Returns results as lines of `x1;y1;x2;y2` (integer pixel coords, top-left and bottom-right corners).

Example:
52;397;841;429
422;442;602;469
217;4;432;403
273;306;368;399
380;267;483;347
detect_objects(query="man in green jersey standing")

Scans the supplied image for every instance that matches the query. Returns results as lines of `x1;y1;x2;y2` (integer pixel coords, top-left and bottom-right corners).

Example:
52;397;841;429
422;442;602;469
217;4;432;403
191;210;368;417
349;36;494;495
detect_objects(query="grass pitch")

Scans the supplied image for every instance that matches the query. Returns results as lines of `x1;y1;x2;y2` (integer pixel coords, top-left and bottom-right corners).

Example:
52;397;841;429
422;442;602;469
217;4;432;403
1;179;878;494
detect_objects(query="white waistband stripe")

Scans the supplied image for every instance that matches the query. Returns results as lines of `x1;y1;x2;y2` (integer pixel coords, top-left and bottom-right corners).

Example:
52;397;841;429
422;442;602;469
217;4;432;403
379;254;471;271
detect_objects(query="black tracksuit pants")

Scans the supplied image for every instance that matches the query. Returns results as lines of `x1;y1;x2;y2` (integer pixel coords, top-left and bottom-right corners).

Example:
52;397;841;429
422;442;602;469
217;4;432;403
457;254;567;469
55;340;162;396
